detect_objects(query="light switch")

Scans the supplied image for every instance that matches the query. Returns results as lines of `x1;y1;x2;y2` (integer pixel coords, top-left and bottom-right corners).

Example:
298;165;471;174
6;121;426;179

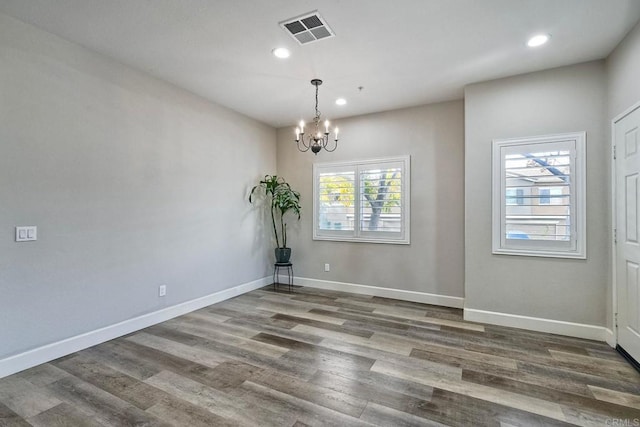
16;226;37;242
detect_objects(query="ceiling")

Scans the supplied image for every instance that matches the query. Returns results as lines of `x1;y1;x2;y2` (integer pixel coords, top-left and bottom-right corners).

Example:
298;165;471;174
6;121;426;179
1;0;639;128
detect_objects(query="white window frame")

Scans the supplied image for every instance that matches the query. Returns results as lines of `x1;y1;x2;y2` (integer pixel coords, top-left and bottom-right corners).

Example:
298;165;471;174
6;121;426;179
492;132;586;259
313;156;410;244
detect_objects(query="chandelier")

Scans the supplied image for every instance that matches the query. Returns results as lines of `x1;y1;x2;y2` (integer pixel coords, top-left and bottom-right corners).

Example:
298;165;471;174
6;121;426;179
295;79;339;154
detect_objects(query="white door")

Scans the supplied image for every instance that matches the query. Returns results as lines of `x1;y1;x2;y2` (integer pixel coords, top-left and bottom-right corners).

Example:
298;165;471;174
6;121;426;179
616;103;640;362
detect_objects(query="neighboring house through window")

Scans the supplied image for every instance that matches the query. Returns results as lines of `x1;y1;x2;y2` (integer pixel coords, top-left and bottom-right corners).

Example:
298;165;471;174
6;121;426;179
492;132;586;258
506;188;525;205
538;187;564;205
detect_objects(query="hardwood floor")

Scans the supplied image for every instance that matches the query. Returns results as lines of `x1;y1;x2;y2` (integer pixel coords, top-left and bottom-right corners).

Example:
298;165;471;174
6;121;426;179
1;285;639;426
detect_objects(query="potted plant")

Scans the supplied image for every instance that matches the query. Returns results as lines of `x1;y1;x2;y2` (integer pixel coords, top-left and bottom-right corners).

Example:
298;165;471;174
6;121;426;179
249;175;301;263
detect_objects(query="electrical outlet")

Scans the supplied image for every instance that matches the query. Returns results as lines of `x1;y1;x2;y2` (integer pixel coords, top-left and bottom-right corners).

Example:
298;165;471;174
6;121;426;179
324;263;330;272
158;285;167;297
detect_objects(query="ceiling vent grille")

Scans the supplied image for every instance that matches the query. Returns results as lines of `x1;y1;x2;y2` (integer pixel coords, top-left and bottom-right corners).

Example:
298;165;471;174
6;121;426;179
279;11;335;45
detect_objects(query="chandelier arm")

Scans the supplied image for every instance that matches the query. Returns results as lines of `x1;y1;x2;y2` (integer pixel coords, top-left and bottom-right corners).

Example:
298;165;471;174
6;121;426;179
323;138;339;152
296;135;311;152
321;135;328;148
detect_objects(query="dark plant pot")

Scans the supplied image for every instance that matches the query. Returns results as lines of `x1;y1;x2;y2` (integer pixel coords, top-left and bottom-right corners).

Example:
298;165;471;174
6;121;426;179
275;247;291;263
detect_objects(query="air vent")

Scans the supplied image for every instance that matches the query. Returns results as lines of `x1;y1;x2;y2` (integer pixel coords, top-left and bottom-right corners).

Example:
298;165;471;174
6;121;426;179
279;11;335;45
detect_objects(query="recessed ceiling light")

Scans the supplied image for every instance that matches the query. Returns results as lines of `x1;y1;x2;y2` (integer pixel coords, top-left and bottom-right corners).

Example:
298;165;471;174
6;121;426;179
335;98;347;106
527;34;550;47
272;47;290;58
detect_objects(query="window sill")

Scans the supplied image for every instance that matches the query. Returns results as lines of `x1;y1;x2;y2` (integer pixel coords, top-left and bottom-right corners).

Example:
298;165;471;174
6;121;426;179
313;235;410;245
492;247;586;259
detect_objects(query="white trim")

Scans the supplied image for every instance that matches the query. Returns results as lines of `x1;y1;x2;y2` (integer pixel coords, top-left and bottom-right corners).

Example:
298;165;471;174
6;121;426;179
613;99;640;124
490;247;587;259
611;116;619;348
492;132;586;259
605;328;616;348
295;276;464;309
0;276;271;379
610;100;640;350
311;235;410;245
464;308;607;341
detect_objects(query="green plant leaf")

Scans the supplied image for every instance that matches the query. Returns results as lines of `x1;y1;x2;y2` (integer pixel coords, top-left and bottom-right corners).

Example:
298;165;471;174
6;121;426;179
248;175;302;249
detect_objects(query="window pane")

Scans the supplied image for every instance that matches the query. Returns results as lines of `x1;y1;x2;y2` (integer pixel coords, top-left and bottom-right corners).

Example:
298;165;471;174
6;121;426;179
359;167;402;232
493;132;584;258
504;150;571;242
539;188;551;205
318;171;355;231
506;188;525;205
313;156;410;244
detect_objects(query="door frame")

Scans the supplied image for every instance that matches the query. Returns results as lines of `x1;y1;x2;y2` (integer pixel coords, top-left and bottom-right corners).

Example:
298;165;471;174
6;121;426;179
611;99;640;348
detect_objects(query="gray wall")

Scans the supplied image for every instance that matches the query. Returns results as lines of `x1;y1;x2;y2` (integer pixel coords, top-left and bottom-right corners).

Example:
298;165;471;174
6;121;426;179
464;61;608;326
276;101;465;298
607;20;640;120
605;20;640;330
0;13;276;359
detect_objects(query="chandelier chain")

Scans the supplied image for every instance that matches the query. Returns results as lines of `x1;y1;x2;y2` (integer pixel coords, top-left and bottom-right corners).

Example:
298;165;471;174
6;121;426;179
314;84;321;129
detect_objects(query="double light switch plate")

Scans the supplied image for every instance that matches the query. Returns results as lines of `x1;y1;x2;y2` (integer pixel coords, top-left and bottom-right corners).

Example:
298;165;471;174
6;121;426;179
16;226;37;242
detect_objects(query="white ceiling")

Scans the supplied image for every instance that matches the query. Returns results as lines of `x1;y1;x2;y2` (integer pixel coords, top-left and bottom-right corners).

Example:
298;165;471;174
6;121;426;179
1;0;639;128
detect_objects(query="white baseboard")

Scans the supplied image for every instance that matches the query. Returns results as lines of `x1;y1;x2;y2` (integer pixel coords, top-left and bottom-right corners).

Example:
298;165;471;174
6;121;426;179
605;328;616;348
295;277;464;309
0;276;270;379
464;308;608;341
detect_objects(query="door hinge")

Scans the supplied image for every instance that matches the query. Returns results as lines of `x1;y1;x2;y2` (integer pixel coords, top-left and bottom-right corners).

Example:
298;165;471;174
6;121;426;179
614;228;617;244
614;145;617;160
615;313;618;328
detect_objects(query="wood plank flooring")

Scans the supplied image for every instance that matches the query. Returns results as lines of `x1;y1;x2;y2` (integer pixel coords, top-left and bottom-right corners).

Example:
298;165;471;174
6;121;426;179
1;285;639;426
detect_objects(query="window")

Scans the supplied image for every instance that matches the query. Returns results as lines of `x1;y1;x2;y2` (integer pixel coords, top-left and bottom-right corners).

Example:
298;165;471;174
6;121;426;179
313;156;410;244
538;187;563;205
506;188;525;205
492;132;586;258
538;188;551;205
